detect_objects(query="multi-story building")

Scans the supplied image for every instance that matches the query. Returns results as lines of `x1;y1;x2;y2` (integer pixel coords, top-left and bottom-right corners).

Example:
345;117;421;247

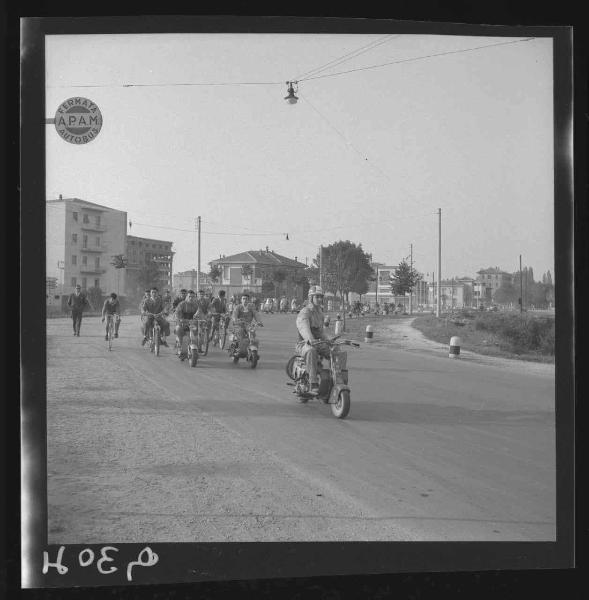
46;197;127;297
172;270;210;292
476;267;513;304
125;235;174;298
208;248;307;300
362;263;397;306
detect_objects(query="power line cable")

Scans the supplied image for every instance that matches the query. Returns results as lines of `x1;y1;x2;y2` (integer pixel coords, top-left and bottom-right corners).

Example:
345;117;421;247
295;34;399;82
302;37;535;82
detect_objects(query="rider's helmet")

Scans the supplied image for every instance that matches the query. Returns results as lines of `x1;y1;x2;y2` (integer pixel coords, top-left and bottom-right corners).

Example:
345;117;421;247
308;285;324;299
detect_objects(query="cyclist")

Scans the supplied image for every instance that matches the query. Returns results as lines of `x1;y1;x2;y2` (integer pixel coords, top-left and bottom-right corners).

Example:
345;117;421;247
141;287;170;347
172;289;187;310
174;289;199;359
209;289;229;340
232;292;263;355
295;285;330;396
101;293;121;340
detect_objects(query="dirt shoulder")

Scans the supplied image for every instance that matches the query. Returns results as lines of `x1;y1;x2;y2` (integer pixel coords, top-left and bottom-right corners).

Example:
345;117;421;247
342;315;554;377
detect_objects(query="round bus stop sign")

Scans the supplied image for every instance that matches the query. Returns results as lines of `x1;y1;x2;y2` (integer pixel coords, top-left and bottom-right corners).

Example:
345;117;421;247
54;97;103;144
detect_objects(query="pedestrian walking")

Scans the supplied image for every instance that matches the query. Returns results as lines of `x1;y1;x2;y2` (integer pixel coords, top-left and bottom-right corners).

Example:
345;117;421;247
67;284;91;336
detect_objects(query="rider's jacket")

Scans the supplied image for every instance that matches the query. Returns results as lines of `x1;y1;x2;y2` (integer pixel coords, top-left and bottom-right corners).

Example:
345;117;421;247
175;299;199;320
195;298;210;316
102;299;120;316
232;303;259;325
296;305;327;343
210;297;227;315
172;295;186;310
141;296;165;316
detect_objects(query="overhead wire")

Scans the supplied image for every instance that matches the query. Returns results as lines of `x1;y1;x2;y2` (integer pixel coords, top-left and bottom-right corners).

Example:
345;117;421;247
295;34;399;82
302;37;536;82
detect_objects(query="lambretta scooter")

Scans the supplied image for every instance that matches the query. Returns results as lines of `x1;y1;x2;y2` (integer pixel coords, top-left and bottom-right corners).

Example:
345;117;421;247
228;319;262;368
175;318;200;367
285;336;360;419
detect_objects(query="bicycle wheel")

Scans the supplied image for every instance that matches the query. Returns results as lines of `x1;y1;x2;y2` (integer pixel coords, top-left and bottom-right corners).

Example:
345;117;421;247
154;327;160;356
202;323;210;356
220;324;227;349
108;320;113;351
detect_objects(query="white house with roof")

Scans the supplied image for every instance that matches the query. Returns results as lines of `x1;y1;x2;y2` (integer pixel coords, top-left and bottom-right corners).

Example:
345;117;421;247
208;248;308;300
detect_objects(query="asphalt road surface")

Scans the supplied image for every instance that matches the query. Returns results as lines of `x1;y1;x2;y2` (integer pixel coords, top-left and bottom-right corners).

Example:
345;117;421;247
46;313;555;543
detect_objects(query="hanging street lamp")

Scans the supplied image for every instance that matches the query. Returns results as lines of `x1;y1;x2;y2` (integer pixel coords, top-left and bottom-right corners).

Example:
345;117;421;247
284;81;299;104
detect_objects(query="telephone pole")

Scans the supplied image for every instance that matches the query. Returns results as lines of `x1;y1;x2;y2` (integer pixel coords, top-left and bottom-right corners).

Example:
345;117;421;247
319;245;323;289
409;243;413;315
196;216;201;291
436;208;441;317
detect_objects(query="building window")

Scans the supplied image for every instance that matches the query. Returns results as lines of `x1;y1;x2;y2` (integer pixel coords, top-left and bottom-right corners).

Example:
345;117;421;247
72;255;77;265
83;235;88;248
95;256;100;268
73;211;78;222
81;277;87;289
96;236;100;247
94;279;100;288
82;255;88;266
71;277;77;286
95;215;101;227
72;233;78;244
83;214;90;224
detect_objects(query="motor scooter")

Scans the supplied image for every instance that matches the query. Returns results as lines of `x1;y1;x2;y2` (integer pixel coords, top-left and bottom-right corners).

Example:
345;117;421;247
175;318;201;367
228;319;263;368
285;337;359;419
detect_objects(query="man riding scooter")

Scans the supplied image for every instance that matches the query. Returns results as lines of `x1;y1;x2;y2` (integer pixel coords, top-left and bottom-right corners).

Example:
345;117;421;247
295;285;333;396
174;289;201;359
231;292;263;356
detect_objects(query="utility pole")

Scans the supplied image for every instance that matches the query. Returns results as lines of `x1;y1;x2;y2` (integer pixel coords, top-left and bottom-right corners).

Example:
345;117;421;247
409;243;413;315
375;265;379;306
196;216;201;291
436;208;441;317
519;254;523;314
319;245;323;289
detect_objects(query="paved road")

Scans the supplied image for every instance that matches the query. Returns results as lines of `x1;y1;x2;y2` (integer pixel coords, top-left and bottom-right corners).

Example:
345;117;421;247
46;314;555;543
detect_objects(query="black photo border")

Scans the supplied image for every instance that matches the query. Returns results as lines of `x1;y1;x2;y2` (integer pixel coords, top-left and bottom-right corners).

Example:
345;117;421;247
13;7;583;597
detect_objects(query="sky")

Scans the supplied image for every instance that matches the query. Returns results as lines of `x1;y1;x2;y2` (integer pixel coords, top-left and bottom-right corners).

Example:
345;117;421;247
45;30;555;280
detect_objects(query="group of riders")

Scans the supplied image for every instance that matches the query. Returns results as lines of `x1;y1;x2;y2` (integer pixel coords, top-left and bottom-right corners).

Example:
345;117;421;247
99;284;332;396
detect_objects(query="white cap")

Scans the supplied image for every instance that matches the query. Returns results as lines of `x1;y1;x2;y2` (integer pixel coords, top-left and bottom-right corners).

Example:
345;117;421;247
308;285;324;298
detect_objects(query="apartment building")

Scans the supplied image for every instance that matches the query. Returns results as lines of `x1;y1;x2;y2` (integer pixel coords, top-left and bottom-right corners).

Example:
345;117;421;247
46;197;127;296
125;235;174;298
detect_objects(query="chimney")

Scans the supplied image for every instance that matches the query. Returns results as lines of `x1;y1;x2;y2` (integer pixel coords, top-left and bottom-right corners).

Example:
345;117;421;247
59;194;62;200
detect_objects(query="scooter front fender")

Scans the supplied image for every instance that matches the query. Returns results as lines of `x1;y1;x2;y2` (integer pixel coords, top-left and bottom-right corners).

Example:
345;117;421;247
328;383;350;405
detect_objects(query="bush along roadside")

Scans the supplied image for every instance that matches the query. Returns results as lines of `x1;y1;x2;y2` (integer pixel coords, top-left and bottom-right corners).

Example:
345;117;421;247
412;310;555;363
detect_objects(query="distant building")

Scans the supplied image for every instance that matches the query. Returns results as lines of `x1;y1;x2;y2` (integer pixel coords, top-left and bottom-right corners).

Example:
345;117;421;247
46;197;127;297
209;248;307;300
173;270;210;292
126;235;174;298
476;267;513;304
363;263;397;306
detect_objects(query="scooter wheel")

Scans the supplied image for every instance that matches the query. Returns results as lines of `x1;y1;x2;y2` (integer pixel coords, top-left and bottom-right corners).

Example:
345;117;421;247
331;390;351;419
232;356;239;363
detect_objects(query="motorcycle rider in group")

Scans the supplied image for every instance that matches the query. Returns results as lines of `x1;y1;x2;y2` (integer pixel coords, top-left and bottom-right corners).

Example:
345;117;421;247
232;292;263;354
280;296;288;313
172;289;187;310
295;285;332;396
174;289;200;359
141;287;170;347
101;292;121;340
209;289;230;338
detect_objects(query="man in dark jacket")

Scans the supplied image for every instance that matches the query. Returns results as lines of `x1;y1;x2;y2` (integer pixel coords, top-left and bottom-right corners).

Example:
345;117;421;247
67;284;91;336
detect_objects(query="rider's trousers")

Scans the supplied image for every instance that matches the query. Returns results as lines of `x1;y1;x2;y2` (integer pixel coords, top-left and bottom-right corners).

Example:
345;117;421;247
295;341;332;384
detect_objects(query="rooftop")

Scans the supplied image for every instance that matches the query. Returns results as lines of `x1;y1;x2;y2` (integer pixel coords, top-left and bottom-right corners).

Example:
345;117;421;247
210;249;307;269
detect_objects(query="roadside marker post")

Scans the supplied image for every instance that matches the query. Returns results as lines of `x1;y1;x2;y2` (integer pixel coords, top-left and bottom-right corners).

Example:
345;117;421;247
364;324;374;343
449;336;461;358
334;315;343;336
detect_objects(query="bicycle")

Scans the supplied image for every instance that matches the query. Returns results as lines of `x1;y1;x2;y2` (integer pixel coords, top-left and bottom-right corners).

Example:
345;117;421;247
175;318;200;367
193;318;210;356
209;314;229;350
105;314;120;351
145;311;166;356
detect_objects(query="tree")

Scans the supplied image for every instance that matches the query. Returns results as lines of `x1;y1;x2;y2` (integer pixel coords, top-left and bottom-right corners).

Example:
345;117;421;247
86;286;103;311
208;265;221;283
390;260;421;296
316;241;373;304
110;254;128;269
241;264;253;278
494;281;518;305
137;258;164;291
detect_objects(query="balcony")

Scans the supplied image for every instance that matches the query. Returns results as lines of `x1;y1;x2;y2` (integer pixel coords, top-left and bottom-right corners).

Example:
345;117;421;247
80;246;106;253
79;267;107;274
80;224;106;232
